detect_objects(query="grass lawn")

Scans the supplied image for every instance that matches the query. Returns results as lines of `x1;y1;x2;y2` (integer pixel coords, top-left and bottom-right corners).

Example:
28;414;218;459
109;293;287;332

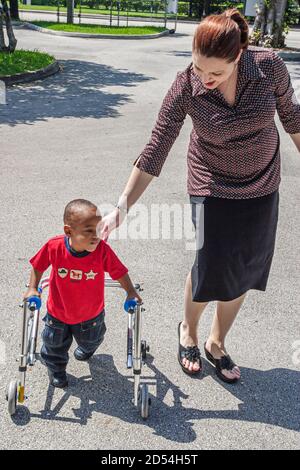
30;21;166;34
0;49;55;76
19;3;175;19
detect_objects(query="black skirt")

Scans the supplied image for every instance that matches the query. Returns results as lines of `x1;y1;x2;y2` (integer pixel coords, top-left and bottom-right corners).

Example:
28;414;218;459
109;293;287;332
190;191;279;302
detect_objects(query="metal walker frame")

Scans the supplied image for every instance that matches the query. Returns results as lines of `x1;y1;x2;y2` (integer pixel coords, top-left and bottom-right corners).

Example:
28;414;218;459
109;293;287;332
6;277;151;419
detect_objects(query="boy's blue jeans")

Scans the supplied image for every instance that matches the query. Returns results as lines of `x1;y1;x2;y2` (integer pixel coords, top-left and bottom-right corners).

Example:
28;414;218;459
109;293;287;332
40;311;106;373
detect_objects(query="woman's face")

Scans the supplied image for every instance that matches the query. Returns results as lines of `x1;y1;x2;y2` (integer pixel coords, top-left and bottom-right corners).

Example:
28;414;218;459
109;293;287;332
192;52;242;89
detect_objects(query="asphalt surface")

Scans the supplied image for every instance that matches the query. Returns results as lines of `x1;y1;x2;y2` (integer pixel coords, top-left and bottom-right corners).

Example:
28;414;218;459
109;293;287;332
0;18;299;450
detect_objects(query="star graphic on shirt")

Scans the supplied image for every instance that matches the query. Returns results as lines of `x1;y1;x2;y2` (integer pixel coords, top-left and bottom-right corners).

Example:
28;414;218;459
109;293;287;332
85;270;98;280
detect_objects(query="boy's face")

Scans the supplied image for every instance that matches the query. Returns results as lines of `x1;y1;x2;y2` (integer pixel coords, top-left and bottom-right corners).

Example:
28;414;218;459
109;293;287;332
64;208;102;253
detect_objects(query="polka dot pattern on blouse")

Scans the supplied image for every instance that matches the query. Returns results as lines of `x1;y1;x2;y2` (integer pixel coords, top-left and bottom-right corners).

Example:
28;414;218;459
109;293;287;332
134;46;300;199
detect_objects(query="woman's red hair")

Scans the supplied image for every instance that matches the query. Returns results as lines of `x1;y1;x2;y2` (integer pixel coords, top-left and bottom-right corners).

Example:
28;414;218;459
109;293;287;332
193;9;249;63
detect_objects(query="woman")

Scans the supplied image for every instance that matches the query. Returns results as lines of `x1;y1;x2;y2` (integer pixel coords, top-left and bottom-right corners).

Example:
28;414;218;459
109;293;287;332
101;9;300;383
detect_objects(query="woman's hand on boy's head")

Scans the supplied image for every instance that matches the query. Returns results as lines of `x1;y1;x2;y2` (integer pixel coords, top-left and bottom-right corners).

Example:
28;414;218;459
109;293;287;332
97;210;117;241
97;208;126;241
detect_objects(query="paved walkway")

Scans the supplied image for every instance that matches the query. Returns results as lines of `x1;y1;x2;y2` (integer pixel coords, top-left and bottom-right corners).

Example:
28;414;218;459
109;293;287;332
0;21;299;450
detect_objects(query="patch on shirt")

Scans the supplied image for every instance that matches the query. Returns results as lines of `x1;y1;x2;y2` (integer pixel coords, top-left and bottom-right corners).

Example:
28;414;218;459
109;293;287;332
58;268;68;279
85;270;98;280
70;270;83;281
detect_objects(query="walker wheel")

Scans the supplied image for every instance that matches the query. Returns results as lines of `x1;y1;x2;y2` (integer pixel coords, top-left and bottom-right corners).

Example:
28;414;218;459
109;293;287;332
140;384;150;420
141;340;150;360
6;380;18;416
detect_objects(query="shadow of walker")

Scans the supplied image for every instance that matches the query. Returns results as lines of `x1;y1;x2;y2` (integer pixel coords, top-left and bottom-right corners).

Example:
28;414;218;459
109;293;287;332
11;354;300;443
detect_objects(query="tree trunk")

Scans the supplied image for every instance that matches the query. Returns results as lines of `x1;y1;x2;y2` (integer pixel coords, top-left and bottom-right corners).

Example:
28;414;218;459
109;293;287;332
189;0;192;18
273;0;288;47
203;0;211;17
67;0;74;24
197;0;204;19
266;1;275;36
253;0;266;33
0;13;7;52
0;0;18;52
9;0;19;21
252;0;288;48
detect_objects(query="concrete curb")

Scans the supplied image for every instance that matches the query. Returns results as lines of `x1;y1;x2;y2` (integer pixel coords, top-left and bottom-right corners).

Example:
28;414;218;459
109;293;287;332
277;50;300;61
0;60;60;86
20;21;171;39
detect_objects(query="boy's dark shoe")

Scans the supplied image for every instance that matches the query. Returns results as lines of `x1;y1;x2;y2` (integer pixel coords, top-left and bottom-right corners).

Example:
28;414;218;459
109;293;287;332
48;370;68;388
74;347;94;362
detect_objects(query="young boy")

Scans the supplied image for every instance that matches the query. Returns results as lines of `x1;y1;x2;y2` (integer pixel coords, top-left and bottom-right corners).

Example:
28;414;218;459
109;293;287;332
24;199;142;389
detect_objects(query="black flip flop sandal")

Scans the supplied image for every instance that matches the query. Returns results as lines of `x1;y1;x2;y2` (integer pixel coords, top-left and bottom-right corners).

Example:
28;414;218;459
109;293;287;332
177;322;202;376
204;342;240;384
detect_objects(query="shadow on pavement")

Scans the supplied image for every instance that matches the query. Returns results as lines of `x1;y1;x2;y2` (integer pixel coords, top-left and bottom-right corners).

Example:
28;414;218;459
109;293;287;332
201;358;300;434
0;60;154;126
167;50;191;57
10;353;300;443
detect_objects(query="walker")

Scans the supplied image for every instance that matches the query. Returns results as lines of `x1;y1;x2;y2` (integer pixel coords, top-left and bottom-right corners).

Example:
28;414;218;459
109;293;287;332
6;277;151;420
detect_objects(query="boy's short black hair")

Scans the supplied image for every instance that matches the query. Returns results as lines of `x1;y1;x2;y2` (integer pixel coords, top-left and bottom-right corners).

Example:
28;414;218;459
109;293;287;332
64;199;98;225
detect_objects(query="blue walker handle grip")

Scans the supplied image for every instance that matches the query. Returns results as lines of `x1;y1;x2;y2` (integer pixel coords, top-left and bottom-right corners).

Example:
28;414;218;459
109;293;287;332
124;299;137;313
27;295;42;311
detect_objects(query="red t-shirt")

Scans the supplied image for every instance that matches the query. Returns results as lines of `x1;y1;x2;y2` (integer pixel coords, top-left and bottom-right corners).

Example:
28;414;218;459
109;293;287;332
30;235;128;324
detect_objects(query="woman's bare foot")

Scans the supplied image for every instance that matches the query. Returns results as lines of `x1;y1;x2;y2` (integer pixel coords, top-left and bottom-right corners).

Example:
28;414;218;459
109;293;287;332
204;338;241;381
179;322;201;373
